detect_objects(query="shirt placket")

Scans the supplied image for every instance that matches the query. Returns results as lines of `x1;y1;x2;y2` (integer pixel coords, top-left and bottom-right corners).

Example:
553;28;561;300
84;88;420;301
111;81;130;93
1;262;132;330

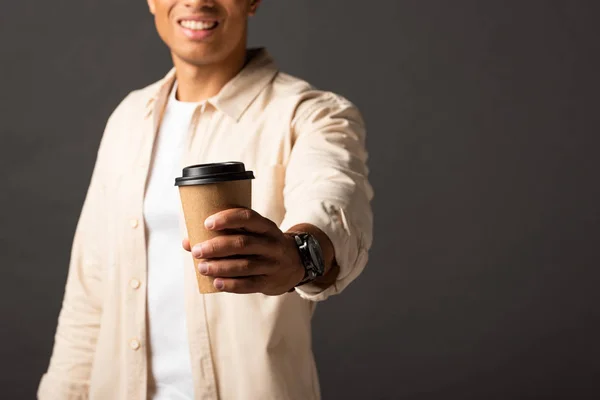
181;102;219;400
182;101;206;168
125;96;169;400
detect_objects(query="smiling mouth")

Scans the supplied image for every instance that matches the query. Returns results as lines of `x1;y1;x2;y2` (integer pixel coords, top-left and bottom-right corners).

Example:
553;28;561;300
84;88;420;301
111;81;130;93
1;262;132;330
178;20;219;31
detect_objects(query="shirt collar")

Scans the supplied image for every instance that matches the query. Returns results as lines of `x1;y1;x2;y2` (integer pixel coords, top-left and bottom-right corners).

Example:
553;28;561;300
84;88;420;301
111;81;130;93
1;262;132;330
144;48;278;122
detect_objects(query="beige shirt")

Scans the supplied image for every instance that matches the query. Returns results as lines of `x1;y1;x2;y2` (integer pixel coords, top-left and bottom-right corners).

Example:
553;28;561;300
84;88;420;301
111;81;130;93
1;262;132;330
38;48;374;400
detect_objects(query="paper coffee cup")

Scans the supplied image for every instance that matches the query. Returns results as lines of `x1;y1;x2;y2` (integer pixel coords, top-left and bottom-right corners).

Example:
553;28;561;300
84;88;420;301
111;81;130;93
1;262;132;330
175;162;254;294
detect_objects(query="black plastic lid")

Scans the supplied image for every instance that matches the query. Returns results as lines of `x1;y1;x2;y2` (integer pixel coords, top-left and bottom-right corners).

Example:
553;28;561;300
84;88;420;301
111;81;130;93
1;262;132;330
174;162;255;186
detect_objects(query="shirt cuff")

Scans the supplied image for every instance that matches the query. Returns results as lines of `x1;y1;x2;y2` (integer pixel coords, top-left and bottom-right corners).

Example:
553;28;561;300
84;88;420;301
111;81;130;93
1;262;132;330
280;199;364;302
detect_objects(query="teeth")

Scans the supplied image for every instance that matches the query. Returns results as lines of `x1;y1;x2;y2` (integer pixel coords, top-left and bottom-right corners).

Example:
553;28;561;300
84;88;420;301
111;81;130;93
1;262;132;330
180;20;217;30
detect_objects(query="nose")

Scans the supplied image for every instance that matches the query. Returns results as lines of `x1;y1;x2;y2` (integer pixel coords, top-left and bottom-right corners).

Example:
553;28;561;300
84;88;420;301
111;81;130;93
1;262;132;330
183;0;218;13
183;0;215;7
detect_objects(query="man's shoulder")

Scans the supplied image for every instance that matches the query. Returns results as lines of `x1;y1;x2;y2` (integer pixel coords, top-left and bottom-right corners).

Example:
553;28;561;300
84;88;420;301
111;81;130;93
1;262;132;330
108;76;168;121
269;71;360;119
128;77;167;103
270;71;314;96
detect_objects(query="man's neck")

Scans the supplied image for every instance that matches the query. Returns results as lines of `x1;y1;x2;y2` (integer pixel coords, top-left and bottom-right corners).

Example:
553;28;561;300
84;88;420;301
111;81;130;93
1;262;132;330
173;47;248;103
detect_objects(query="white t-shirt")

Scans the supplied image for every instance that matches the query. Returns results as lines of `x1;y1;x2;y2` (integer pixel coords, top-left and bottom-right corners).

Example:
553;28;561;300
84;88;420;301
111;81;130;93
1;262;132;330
143;82;203;399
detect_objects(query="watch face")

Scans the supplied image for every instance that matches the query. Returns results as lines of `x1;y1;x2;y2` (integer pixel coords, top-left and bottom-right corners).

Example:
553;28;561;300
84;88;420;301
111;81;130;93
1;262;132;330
307;236;325;275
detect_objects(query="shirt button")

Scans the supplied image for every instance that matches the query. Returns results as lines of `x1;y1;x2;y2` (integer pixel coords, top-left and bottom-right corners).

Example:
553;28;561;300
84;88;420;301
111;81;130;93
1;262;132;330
129;338;141;350
130;219;139;228
129;278;141;289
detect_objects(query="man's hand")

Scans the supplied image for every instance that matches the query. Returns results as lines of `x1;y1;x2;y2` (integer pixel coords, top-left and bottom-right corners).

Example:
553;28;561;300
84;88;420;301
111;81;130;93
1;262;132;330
182;208;305;295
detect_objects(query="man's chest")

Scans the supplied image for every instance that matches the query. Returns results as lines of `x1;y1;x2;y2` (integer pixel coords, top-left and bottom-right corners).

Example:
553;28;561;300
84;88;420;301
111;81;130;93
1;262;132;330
105;107;295;225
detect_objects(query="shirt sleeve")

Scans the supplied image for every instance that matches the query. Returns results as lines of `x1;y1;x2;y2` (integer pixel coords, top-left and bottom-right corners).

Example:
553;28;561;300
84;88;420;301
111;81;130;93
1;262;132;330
279;91;374;302
37;97;127;399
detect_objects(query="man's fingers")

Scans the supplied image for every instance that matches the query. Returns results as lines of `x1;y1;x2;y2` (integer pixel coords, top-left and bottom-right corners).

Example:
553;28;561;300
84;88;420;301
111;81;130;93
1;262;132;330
205;208;278;235
198;258;271;278
212;276;265;294
192;234;273;259
182;237;191;252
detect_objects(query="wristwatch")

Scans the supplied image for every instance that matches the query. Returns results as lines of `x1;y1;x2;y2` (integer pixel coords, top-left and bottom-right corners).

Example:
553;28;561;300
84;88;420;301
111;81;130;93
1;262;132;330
290;232;326;286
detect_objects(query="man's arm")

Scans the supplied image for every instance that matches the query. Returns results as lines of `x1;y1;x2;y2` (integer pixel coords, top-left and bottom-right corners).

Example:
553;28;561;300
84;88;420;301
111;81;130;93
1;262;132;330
278;91;374;301
37;99;124;399
182;91;372;300
38;163;105;399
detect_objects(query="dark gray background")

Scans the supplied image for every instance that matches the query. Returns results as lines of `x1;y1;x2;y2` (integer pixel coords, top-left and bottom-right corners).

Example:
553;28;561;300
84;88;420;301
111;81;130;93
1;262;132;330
1;1;599;399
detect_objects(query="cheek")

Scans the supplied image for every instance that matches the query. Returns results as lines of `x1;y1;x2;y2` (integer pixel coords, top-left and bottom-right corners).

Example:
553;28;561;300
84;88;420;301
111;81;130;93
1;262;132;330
153;8;175;44
223;10;248;35
224;0;251;20
154;17;172;46
235;0;251;8
153;1;177;36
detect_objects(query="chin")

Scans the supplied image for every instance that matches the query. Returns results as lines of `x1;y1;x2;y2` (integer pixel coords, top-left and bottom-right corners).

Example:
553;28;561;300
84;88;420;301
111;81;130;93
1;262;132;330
175;46;227;66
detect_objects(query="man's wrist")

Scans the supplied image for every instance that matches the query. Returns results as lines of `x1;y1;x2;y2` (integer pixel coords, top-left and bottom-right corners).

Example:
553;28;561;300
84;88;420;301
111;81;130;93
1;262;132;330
285;224;338;289
283;233;309;288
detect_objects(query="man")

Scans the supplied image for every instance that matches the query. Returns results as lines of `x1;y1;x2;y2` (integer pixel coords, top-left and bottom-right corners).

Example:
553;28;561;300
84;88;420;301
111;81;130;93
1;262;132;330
39;0;373;399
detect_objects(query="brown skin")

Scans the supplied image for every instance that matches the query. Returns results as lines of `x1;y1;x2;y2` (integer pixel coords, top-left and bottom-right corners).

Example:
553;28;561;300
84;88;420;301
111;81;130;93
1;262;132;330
182;210;339;295
148;0;339;294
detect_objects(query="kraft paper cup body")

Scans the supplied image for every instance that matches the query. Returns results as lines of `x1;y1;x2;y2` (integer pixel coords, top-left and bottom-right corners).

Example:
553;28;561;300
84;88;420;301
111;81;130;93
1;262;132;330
178;179;252;294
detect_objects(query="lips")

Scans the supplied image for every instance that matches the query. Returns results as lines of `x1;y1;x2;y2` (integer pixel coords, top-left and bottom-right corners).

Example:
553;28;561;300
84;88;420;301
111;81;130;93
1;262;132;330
176;16;221;40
